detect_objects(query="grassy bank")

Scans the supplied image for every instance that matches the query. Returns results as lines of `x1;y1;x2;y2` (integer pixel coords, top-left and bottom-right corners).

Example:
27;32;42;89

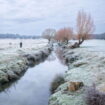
0;39;52;85
49;40;105;105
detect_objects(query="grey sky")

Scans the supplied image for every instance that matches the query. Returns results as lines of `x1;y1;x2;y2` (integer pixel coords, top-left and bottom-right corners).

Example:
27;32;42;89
0;0;105;35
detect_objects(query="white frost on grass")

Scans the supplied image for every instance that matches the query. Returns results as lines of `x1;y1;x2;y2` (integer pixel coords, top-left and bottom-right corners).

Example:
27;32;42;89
49;40;105;105
0;39;49;83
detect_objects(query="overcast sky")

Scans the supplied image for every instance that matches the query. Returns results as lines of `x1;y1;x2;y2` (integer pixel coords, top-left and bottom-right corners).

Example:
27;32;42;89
0;0;105;35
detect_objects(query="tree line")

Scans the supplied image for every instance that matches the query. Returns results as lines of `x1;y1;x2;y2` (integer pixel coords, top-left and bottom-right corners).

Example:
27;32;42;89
42;10;95;48
0;34;41;39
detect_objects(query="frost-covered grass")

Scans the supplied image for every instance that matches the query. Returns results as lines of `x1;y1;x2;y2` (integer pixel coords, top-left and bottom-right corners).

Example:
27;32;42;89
0;39;48;62
81;39;105;52
0;39;49;84
0;39;48;52
49;39;105;105
0;39;48;66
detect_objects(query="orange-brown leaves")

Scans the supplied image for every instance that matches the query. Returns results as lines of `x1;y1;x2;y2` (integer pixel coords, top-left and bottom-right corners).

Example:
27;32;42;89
55;27;73;43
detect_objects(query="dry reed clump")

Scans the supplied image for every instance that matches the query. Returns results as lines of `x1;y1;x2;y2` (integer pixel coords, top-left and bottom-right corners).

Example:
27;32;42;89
85;85;105;105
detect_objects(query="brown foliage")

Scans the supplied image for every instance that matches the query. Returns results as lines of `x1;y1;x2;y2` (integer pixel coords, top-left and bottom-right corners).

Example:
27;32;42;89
55;27;73;44
67;82;84;92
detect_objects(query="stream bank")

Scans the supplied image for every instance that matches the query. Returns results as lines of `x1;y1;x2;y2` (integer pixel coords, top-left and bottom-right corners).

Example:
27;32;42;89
0;45;52;85
49;41;105;105
0;47;67;105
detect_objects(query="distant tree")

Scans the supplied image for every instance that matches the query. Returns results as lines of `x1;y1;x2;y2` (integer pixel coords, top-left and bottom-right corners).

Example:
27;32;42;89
71;10;94;48
42;28;56;43
55;27;73;44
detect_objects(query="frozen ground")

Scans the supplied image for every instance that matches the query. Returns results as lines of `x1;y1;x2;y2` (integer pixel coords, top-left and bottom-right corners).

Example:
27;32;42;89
81;39;105;52
0;39;48;52
49;39;105;105
0;39;49;84
0;39;48;65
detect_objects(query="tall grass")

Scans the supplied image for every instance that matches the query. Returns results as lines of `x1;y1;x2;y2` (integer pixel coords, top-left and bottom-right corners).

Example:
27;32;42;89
85;85;105;105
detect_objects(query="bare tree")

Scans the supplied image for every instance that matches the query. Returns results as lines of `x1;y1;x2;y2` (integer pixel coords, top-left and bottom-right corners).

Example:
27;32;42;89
42;28;56;43
71;10;94;48
55;27;73;44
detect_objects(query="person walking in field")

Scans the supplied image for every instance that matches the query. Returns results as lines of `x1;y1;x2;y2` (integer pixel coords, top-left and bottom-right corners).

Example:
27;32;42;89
20;42;22;48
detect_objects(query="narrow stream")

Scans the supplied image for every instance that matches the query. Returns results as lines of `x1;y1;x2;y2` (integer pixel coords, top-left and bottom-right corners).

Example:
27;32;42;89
0;49;67;105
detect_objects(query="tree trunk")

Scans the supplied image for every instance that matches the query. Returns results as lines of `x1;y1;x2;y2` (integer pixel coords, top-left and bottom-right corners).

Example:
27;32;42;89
70;39;84;49
65;40;68;44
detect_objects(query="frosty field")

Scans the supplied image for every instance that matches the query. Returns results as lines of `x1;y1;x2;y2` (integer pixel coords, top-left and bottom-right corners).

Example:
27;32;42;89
0;39;49;84
81;39;105;52
0;39;105;105
49;39;105;105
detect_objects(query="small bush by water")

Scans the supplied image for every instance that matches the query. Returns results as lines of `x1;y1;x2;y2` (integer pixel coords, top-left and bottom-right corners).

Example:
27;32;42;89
85;85;105;105
50;74;65;94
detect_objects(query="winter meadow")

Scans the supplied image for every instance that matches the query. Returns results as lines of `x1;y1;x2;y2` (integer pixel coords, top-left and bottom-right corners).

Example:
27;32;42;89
0;0;105;105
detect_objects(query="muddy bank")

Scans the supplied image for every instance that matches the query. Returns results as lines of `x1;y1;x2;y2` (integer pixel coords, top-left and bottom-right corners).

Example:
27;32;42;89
0;45;52;85
49;46;105;105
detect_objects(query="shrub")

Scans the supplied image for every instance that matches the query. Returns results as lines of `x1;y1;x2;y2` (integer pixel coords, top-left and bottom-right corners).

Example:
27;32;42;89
50;74;65;94
85;85;105;105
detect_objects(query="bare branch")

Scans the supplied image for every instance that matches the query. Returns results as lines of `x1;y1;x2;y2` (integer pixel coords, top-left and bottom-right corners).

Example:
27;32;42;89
42;28;56;42
76;10;95;44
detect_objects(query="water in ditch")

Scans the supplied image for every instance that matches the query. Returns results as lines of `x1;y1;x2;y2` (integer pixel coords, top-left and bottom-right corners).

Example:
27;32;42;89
0;48;67;105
